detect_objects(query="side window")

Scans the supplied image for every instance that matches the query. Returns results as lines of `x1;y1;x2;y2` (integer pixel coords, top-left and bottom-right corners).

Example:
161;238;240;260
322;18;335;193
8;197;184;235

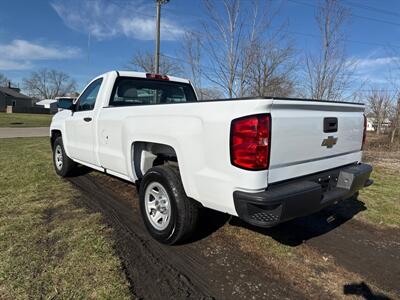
76;78;103;111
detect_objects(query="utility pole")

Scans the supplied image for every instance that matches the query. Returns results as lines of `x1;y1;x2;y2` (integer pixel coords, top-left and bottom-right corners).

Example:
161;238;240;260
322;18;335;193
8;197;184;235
154;0;169;74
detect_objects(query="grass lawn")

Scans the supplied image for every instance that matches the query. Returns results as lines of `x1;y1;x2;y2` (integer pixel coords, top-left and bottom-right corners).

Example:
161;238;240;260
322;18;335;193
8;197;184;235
0;138;131;299
358;165;400;227
0;112;52;128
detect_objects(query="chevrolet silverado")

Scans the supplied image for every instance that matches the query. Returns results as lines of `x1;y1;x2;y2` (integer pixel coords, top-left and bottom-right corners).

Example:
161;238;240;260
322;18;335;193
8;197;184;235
50;71;373;244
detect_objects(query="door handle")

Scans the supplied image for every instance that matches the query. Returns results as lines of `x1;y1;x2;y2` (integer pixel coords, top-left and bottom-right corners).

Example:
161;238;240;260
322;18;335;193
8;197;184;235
83;117;92;122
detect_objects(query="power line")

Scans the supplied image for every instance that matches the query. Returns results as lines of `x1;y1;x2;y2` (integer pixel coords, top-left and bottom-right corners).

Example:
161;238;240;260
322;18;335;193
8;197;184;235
281;29;397;49
342;0;400;18
287;0;400;28
110;0;400;85
100;0;400;50
163;1;400;50
188;25;400;51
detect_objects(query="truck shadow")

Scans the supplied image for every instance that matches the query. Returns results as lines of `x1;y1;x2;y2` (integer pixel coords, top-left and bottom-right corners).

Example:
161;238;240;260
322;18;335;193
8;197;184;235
343;282;393;300
186;208;231;243
229;195;367;247
68;165;93;177
68;170;367;247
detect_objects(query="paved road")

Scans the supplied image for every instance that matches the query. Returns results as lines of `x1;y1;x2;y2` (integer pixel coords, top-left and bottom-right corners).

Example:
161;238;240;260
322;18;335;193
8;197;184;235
0;127;49;138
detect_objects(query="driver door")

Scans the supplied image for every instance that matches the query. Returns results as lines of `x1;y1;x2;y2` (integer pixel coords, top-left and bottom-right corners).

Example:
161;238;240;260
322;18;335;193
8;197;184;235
65;78;103;166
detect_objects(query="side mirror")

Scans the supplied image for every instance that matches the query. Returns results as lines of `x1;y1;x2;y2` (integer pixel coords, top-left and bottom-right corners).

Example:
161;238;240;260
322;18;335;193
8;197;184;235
57;98;75;111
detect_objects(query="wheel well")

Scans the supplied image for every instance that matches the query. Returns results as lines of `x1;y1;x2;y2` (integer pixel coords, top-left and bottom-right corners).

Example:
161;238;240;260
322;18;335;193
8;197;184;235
50;130;62;149
132;142;178;179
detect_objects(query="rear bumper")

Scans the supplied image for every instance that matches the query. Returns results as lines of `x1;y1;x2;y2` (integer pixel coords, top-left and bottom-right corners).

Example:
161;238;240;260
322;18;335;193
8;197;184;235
233;163;373;227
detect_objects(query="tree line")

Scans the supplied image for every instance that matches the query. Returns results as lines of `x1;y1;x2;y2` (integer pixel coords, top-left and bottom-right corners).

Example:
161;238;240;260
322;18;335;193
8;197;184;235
129;0;400;144
1;0;399;143
0;69;76;100
131;0;354;101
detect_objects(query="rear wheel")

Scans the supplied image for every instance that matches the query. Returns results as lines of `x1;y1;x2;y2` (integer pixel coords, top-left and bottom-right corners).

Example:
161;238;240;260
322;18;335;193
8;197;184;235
52;136;76;177
139;165;199;245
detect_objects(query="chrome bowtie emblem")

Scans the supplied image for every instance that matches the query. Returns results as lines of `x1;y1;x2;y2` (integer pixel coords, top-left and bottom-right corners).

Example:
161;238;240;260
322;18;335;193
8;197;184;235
322;136;338;148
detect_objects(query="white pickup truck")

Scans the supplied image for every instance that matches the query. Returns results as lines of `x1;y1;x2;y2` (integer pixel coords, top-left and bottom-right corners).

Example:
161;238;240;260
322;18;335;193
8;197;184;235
51;71;373;244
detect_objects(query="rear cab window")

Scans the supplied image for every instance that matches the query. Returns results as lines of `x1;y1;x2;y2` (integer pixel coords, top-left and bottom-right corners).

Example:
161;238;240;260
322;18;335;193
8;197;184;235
109;77;197;106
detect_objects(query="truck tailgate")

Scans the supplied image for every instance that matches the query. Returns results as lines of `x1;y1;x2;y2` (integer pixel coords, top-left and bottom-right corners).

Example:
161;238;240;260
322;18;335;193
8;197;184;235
268;99;365;183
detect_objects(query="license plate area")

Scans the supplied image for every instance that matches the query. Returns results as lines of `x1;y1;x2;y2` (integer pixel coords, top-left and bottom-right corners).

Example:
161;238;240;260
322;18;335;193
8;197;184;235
317;175;339;192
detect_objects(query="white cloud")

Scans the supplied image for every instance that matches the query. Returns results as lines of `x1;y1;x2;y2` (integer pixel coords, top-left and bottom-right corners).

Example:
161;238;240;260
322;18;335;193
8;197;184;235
0;39;81;71
350;54;400;86
356;56;399;68
0;39;80;60
119;18;184;40
51;0;184;40
51;0;118;39
0;59;32;70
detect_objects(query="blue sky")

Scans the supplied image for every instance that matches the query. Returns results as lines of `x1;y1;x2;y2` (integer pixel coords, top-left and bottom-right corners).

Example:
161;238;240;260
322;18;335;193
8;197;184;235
1;0;400;92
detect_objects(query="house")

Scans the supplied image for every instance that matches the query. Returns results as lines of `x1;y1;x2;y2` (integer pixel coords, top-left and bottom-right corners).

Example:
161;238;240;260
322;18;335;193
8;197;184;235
0;83;35;112
366;118;375;131
366;117;391;132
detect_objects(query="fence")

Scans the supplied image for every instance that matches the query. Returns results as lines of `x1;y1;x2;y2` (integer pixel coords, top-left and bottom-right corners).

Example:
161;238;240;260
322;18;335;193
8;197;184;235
7;106;52;114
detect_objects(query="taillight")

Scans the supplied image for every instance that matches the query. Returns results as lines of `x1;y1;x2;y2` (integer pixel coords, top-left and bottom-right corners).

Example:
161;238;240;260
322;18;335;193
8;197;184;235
230;114;271;170
146;73;169;80
362;114;367;150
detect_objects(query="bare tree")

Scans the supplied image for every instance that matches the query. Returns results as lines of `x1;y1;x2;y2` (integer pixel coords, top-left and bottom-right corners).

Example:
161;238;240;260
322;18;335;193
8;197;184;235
197;87;224;100
0;73;10;87
385;48;400;143
183;31;204;98
305;0;356;100
129;51;183;75
367;89;393;135
249;30;296;97
389;96;400;143
201;0;264;98
200;0;294;98
23;69;77;99
201;0;239;98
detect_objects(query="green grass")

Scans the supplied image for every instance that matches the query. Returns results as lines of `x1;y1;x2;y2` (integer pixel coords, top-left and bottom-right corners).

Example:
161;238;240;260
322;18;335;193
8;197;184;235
0;138;131;299
0;112;52;127
358;166;400;227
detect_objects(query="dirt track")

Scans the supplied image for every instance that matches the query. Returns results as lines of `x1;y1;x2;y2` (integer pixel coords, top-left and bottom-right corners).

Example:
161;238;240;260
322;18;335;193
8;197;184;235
68;171;400;299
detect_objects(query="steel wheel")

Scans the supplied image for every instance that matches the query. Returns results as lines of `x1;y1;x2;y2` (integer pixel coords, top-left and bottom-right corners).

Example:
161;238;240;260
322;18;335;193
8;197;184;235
144;182;171;231
54;144;63;171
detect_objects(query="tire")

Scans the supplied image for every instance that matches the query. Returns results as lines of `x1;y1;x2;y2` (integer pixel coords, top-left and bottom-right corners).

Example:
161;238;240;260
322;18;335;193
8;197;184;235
52;136;76;177
139;165;199;245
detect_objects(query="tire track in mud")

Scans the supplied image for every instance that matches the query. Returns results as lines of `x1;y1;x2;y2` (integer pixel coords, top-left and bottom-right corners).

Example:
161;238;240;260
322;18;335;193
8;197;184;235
69;175;208;299
233;199;400;296
68;174;304;300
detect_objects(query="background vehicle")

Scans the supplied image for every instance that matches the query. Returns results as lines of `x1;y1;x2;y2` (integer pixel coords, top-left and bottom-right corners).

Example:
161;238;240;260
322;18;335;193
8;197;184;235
50;71;372;244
